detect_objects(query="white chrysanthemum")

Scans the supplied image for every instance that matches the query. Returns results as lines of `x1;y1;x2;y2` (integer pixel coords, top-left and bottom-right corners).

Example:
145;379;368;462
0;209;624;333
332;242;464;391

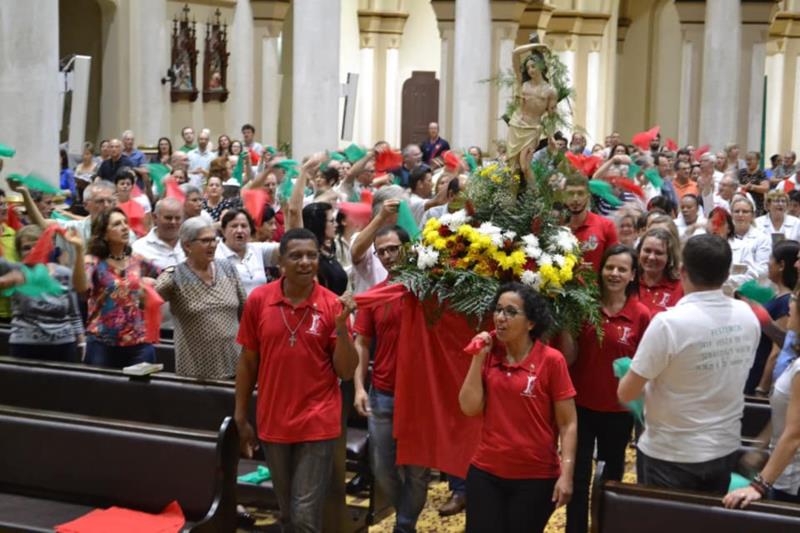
439;209;470;230
502;230;517;242
521;234;540;248
521;234;542;258
414;245;439;270
521;270;542;291
555;228;579;253
477;222;505;247
538;253;553;266
552;254;566;267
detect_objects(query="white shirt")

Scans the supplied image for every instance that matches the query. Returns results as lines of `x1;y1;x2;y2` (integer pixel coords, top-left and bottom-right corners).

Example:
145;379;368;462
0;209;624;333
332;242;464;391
675;214;707;240
631;290;760;463
771;358;800;493
408;193;428;227
187;147;215;188
755;213;800;241
350;233;387;295
214;240;279;295
131;228;185;270
726;226;772;292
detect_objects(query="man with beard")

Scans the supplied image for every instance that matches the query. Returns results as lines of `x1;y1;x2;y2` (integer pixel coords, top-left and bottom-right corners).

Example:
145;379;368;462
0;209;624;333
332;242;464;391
565;174;618;272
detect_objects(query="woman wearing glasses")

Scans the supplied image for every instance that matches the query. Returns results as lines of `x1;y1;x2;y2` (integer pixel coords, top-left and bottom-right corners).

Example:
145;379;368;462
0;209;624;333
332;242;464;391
459;283;577;533
755;190;800;241
564;245;651;533
155;216;246;379
727;196;771;291
215;208;280;296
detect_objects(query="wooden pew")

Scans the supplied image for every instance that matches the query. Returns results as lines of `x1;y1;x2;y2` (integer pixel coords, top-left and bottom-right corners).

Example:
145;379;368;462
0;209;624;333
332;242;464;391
0;405;237;532
590;462;800;533
742;396;772;444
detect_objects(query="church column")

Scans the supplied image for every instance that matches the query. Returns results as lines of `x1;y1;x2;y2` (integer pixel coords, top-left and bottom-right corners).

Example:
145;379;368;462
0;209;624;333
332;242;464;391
452;0;492;148
431;1;455;142
518;1;554;46
292;0;341;157
699;0;741;151
230;0;255;134
357;8;409;147
252;0;289;148
765;10;800;155
0;0;60;181
674;1;706;147
740;1;776;151
489;1;527;149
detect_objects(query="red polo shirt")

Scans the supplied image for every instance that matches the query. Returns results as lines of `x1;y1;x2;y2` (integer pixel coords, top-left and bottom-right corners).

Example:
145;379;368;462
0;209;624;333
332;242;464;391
471;341;576;479
639;276;684;315
353;280;404;393
237;278;343;443
571;211;618;272
571;296;651;412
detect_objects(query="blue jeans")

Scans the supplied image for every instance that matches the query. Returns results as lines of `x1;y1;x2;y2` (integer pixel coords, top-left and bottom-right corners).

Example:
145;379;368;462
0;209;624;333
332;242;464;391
84;337;155;369
261;439;335;533
368;389;429;533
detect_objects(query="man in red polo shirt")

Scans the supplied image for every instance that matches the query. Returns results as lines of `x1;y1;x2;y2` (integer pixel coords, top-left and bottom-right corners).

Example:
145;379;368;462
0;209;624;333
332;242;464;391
565;174;618;272
353;225;430;533
234;228;358;532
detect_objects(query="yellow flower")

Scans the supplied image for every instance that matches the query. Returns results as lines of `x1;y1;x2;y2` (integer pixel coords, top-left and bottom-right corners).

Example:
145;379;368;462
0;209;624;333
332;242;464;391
539;264;562;289
424;218;441;232
559;264;574;284
433;238;448;250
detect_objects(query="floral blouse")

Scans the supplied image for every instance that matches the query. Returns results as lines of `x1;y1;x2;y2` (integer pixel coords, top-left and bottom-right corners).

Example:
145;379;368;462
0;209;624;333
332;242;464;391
85;255;159;346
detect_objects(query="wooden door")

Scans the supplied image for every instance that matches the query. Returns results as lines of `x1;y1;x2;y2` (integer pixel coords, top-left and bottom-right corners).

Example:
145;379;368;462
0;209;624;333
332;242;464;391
401;71;439;148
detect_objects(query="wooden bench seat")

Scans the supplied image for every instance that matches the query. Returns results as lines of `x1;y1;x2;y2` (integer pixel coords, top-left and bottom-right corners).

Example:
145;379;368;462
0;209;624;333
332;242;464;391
0;405;237;532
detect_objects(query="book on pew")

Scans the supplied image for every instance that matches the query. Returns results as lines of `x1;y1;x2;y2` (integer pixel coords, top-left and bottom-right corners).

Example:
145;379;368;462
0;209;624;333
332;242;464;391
122;362;164;376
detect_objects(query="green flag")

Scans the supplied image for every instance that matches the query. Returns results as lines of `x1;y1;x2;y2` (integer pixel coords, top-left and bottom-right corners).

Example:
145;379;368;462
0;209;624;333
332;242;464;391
2;264;65;298
464;151;478;173
274;160;300;203
397;201;420;241
612;357;643;423
7;173;61;195
627;163;641;179
343;143;367;163
147;163;170;195
0;144;16;158
231;152;246;184
643;168;664;189
737;280;775;305
588;179;623;207
728;473;751;492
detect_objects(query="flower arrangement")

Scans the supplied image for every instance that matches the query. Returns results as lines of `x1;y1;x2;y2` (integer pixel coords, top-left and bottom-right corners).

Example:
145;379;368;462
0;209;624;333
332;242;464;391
393;159;601;336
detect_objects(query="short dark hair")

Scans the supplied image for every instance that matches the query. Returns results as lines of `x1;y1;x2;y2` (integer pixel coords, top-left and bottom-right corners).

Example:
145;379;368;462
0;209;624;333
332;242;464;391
599;244;639;297
89;207;131;259
114;166;136;185
320;166;340;186
773;240;800;289
375;225;410;244
647;195;676;217
241;123;255;134
221;208;256;235
280;228;319;256
682;234;732;288
408;165;432;193
564;174;589;190
261;205;276;224
447;176;461;196
491;282;553;341
681;193;699;206
302;202;333;249
181;126;193;136
788;190;800;203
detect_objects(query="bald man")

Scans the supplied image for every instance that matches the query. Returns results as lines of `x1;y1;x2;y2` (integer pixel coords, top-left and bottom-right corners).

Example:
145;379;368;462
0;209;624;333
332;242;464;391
420;122;450;164
97;139;134;181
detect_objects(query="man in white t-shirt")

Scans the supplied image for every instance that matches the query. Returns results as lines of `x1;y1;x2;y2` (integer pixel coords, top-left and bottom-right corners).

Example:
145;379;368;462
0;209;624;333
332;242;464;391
618;234;760;493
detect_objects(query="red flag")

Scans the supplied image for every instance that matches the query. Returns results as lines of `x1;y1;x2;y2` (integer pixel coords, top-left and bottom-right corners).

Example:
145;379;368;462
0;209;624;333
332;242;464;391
23;225;67;266
55;500;184;533
375;149;403;173
131;184;145;198
338;202;372;229
249;148;260;166
142;283;164;344
612;177;645;200
6;206;23;231
565;152;602;177
360;190;374;206
242;188;268;227
693;144;710;162
631;125;660;151
443;151;463;172
117;199;147;237
665;138;678;151
164;176;186;204
709;207;729;234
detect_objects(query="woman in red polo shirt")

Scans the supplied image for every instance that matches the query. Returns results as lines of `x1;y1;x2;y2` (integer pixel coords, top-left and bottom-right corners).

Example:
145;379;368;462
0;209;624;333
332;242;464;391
459;282;577;533
565;244;651;533
637;227;683;315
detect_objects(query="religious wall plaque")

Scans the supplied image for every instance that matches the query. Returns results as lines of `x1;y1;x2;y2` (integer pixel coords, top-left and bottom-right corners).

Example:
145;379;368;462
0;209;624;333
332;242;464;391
203;9;230;103
170;4;199;103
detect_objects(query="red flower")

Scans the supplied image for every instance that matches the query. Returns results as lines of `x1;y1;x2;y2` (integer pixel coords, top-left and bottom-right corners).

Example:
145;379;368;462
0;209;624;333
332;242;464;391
438;226;452;237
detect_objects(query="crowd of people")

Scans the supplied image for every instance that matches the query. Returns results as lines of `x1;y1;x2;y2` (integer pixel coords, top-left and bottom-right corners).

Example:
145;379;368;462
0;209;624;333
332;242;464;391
2;120;800;533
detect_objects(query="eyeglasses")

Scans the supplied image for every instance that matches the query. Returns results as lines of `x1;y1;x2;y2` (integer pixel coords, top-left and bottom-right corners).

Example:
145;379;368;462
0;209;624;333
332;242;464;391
374;245;401;257
193;237;217;246
494;306;522;318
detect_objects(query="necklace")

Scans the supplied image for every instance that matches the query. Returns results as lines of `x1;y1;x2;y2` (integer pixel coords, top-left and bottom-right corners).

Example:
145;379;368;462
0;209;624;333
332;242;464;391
109;251;129;261
280;306;310;347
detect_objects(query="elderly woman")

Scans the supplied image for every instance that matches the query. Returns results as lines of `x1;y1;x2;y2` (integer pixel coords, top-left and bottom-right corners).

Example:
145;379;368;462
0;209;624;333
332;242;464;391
728;196;771;290
615;208;641;248
460;282;577;533
215;208;280;295
637;227;683;316
84;208;159;368
155;217;246;379
0;225;86;362
675;194;706;240
756;190;800;241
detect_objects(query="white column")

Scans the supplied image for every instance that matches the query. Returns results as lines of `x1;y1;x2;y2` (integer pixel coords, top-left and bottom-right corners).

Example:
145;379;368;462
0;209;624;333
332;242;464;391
699;0;740;150
438;22;455;141
356;47;375;146
494;27;517;143
765;52;785;157
384;47;400;147
129;0;168;144
0;0;59;182
452;0;491;148
793;60;800;150
231;0;255;133
292;0;341;157
747;42;766;151
678;40;694;146
261;32;283;147
557;50;576;130
585;50;601;144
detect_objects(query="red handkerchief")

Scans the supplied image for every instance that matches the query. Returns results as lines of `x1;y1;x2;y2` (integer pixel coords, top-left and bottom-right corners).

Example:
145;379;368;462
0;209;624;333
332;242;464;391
55;501;185;533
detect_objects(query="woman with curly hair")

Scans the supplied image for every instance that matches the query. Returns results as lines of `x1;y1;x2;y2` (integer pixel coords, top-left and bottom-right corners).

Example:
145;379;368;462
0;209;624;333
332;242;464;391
637;227;683;315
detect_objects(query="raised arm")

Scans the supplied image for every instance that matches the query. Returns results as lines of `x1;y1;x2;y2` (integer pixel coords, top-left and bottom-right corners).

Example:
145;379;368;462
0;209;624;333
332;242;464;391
287;153;326;230
332;294;358;380
351;199;400;264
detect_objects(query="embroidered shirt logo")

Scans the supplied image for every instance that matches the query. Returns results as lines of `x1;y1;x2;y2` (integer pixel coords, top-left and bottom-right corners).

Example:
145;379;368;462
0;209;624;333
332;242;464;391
619;326;632;345
581;235;599;252
307;312;322;336
521;374;537;398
